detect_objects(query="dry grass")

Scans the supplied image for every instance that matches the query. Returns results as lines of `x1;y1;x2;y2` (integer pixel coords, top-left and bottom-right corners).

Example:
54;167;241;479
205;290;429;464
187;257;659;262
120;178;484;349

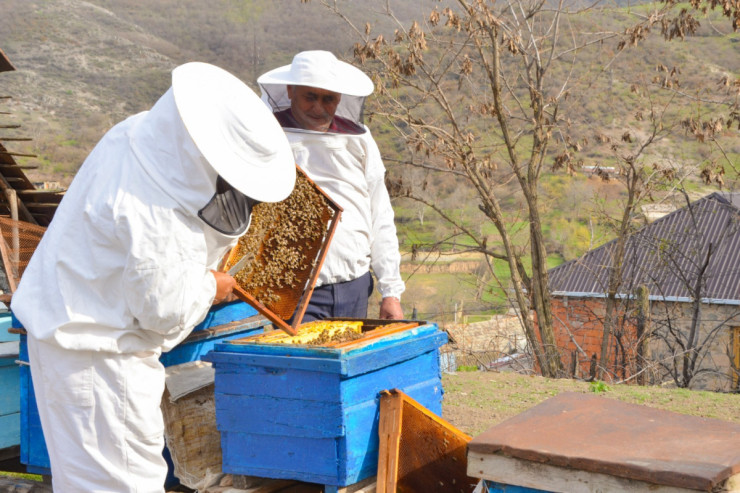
442;370;740;437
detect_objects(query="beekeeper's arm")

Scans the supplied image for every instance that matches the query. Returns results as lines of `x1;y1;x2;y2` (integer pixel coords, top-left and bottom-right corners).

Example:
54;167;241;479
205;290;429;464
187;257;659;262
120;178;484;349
120;211;230;340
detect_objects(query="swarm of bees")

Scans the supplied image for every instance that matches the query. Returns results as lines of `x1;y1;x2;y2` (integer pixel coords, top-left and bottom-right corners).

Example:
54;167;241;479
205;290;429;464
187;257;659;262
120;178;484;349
231;170;334;316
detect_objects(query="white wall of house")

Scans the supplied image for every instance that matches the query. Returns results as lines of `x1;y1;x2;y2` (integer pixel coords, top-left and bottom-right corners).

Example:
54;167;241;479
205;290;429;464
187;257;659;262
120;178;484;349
649;301;740;391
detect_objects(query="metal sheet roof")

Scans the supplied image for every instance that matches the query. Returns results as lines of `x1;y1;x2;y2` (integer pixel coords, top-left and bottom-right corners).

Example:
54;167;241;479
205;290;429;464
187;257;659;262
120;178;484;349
549;192;740;302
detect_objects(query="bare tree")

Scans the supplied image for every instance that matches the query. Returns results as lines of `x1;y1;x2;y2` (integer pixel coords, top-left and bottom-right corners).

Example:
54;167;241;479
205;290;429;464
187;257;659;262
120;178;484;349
636;194;740;388
307;0;738;378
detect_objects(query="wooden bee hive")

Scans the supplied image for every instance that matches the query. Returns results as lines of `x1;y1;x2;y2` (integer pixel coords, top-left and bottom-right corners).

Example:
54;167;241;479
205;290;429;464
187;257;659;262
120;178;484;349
205;321;449;489
223;167;341;336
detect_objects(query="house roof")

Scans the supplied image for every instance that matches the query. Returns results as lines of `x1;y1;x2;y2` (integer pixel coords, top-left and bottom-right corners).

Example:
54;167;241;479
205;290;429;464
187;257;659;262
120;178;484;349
549;192;740;303
0;48;15;73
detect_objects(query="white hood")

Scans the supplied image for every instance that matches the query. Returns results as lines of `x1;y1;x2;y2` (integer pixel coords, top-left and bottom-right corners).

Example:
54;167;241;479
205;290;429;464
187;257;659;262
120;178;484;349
258;50;373;127
129;87;217;218
10;64;289;353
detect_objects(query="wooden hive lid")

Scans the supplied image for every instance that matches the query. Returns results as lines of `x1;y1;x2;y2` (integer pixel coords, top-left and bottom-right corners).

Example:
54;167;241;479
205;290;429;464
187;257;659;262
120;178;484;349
468;392;740;491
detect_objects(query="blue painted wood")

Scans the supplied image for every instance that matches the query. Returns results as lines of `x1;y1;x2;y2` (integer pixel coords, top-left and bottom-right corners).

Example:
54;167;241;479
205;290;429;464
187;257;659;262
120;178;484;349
342;332;446;378
216;395;345;438
13;305;268;478
339;379;444;485
0;358;20;417
17;342;50;471
212;324;440;362
212;344;443;409
221;432;340;484
0;313;14;343
193;301;257;331
207;327;446;377
485;480;552;492
216;351;443;441
207;322;447;487
0;412;19;450
160;314;266;366
213;363;343;402
206;351;344;374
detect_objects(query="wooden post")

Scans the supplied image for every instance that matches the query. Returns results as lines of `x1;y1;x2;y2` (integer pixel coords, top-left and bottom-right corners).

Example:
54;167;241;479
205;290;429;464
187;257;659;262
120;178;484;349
635;285;651;385
5;189;19;279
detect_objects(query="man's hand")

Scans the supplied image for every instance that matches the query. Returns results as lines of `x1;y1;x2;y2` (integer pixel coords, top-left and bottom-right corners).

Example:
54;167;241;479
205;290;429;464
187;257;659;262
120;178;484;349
211;270;237;305
379;296;403;320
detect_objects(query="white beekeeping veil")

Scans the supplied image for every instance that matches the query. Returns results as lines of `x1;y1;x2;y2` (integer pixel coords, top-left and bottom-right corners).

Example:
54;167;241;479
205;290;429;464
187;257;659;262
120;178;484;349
257;51;374;127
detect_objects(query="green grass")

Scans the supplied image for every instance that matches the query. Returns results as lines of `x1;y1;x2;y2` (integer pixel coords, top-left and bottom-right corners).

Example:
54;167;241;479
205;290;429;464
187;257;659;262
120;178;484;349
0;471;43;481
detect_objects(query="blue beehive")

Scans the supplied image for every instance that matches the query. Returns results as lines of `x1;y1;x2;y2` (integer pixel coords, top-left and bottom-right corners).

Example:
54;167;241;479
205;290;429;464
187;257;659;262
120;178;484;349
204;321;447;489
14;301;269;476
0;306;19;456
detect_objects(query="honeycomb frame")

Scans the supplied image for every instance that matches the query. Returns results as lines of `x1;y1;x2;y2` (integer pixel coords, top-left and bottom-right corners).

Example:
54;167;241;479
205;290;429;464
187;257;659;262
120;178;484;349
223;166;342;336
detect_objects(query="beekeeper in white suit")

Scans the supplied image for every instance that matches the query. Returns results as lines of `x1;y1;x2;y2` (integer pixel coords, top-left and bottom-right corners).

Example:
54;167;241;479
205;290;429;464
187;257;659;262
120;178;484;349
258;50;405;322
10;62;295;493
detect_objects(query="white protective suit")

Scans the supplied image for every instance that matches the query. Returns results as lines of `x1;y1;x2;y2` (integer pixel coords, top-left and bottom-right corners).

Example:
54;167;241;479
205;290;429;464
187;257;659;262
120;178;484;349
10;75;283;492
284;128;405;299
258;51;405;302
14;89;227;354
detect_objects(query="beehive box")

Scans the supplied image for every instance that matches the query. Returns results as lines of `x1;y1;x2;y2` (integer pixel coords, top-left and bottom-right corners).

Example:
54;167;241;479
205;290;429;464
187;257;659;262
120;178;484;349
468;393;740;493
13;301;269;477
0;309;19;457
222;166;341;336
204;320;448;488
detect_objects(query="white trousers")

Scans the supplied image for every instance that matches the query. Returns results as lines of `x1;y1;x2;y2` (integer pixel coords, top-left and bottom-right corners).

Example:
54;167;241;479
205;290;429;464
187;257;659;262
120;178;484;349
27;334;168;493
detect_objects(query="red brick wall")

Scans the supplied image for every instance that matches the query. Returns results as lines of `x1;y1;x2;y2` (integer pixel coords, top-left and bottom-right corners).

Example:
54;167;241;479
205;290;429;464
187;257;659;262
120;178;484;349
549;297;639;381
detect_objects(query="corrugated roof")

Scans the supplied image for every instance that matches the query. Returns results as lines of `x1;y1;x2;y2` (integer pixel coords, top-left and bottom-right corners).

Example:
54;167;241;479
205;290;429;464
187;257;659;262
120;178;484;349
549;192;740;302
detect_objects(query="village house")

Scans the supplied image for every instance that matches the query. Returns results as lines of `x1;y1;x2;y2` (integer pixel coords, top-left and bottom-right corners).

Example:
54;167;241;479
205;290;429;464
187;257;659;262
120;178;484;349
545;192;740;391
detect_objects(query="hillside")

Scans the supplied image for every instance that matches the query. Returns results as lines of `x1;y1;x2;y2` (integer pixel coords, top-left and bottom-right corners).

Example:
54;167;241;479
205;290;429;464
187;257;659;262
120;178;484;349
2;1;737;184
1;0;738;320
0;0;436;184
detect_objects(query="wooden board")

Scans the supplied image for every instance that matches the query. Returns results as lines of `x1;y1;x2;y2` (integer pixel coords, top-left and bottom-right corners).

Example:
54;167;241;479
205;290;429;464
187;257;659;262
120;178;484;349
223;167;342;336
473;457;740;493
376;389;478;493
